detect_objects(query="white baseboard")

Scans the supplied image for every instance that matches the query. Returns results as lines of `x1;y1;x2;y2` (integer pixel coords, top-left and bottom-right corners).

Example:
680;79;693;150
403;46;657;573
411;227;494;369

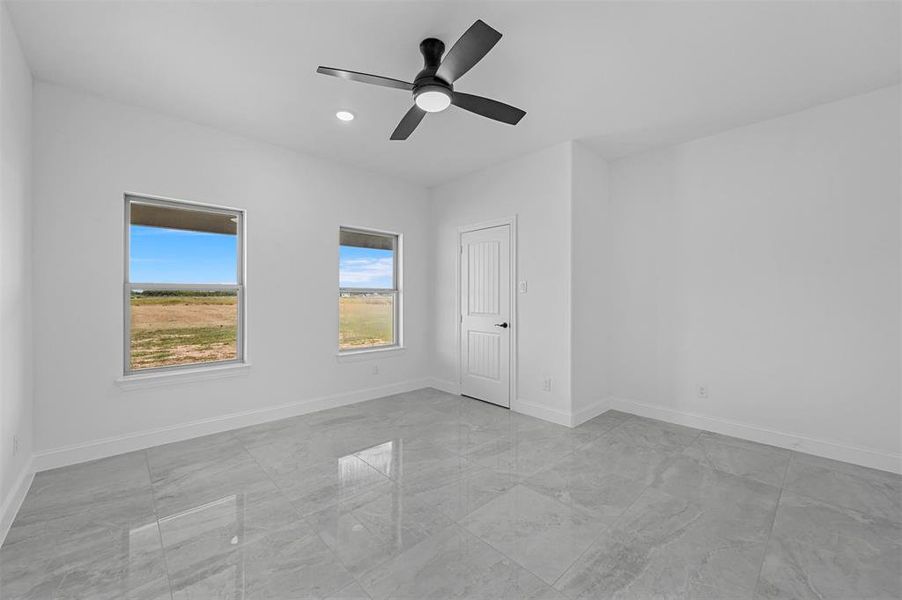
32;378;434;473
427;378;460;395
429;380;592;430
609;396;902;475
570;397;613;427
1;457;34;546
511;398;572;427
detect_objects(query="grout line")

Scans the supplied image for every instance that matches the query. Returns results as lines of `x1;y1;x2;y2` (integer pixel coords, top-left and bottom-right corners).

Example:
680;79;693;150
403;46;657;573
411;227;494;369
751;449;793;596
233;421;388;597
143;449;175;600
453;520;564;595
549;475;656;596
546;417;706;594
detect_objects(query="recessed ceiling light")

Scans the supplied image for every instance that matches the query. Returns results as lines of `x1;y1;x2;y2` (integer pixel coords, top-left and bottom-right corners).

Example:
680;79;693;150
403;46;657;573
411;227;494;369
335;110;355;122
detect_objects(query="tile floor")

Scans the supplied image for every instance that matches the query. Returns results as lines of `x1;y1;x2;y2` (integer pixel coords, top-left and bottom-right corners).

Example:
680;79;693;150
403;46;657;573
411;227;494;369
2;388;900;599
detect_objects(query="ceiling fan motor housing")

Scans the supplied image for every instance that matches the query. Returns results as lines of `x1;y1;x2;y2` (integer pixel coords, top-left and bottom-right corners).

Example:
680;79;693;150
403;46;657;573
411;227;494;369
414;38;452;93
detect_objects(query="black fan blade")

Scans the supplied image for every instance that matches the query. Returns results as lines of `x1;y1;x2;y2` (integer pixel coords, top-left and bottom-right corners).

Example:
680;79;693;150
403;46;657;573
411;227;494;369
390;105;427;140
316;66;413;91
451;92;525;125
435;20;502;83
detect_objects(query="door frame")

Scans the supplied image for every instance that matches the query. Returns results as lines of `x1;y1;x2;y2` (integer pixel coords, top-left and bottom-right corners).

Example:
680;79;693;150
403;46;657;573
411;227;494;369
456;216;518;408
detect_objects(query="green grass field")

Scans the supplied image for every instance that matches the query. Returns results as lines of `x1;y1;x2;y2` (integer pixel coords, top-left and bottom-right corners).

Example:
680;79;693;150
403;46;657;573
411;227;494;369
339;294;394;349
130;293;238;370
129;292;393;370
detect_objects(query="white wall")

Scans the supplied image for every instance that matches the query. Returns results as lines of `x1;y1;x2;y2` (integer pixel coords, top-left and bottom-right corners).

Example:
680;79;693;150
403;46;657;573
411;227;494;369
607;86;901;470
0;2;34;532
570;142;611;422
429;143;574;423
31;83;431;463
16;49;902;481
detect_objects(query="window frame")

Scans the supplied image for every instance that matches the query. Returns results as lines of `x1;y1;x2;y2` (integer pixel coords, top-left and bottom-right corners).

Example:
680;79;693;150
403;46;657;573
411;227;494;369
338;226;402;354
123;193;247;376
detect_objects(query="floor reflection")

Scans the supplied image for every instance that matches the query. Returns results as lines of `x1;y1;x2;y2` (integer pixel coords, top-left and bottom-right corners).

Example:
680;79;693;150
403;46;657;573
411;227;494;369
351;439;396;479
159;494;246;597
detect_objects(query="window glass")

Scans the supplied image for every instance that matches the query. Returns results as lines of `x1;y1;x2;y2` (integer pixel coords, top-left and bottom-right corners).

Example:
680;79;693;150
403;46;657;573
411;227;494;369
130;203;238;284
339;228;399;351
129;289;238;370
339;230;395;289
126;197;243;373
339;291;394;350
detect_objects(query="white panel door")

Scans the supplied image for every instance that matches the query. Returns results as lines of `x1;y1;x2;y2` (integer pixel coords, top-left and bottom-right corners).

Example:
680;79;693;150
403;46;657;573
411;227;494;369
460;225;511;408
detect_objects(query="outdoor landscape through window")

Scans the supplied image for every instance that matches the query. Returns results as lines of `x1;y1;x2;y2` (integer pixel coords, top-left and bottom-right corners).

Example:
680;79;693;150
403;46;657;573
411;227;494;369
127;197;242;372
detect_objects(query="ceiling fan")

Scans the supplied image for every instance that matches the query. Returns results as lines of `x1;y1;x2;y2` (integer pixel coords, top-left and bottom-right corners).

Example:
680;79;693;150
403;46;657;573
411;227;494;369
316;20;526;140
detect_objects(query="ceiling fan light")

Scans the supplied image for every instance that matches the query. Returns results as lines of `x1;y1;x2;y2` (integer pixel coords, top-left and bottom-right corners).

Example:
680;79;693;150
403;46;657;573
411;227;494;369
414;87;451;112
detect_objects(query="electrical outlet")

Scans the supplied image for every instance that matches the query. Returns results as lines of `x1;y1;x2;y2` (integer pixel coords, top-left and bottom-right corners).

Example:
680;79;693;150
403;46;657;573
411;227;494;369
12;434;19;457
371;365;379;376
518;281;528;294
697;385;708;399
543;378;552;392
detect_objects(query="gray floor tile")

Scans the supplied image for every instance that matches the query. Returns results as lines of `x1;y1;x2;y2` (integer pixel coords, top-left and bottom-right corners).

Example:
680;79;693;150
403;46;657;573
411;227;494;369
168;520;354;599
682;432;791;487
158;482;304;572
354;440;465;480
358;524;560;600
393;455;494;505
4;389;899;600
523;454;646;522
352;487;455;549
148;434;273;518
556;487;765;599
308;483;455;577
1;517;169;600
460;484;608;584
232;414;313;450
756;534;902;600
326;581;374;599
407;467;520;521
783;452;902;523
566;409;632;444
6;451;156;546
576;427;676;485
308;502;398;577
247;442;393;516
465;431;581;478
418;421;515;458
650;455;781;542
756;490;902;599
614;417;702;450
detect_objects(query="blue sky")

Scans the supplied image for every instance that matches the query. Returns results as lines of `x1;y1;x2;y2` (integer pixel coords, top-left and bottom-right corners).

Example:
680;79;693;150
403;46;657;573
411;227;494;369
130;225;394;288
339;246;394;288
130;225;237;284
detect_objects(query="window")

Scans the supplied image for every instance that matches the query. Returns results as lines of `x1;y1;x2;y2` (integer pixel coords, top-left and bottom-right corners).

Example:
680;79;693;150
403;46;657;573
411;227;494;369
125;195;244;374
339;227;400;351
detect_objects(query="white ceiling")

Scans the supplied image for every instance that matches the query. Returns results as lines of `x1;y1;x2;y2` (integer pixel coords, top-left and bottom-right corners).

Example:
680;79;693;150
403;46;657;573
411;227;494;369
7;1;900;186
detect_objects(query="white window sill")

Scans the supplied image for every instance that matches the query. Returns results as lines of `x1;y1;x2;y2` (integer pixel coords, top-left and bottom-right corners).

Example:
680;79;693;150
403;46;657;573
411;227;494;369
116;362;251;390
336;346;405;363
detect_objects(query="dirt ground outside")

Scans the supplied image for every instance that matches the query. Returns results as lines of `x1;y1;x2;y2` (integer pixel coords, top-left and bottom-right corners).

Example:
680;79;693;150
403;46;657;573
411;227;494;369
339;294;393;349
129;293;394;369
129;294;237;370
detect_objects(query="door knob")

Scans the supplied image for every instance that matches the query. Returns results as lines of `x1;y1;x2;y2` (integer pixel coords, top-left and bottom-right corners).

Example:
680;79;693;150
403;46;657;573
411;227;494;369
494;322;509;328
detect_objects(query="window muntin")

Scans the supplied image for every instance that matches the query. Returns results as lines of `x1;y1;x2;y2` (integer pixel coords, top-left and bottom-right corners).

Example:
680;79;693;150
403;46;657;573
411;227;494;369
339;228;400;351
125;196;244;373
